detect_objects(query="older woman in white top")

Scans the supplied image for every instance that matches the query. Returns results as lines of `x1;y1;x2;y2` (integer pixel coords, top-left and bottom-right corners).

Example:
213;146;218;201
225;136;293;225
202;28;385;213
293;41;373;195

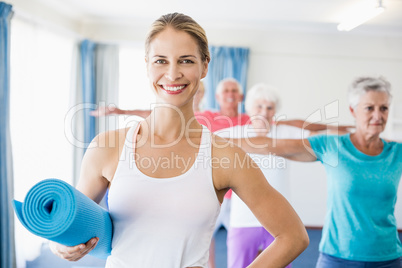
216;83;316;268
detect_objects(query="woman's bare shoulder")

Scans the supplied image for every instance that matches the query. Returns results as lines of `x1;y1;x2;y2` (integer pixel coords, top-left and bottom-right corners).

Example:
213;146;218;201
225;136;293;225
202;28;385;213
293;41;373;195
84;127;132;165
211;133;251;158
88;127;130;149
210;133;254;188
81;127;132;183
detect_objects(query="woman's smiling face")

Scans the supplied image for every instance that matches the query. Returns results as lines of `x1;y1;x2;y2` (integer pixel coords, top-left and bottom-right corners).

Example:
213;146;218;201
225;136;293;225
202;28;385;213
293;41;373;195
146;27;208;108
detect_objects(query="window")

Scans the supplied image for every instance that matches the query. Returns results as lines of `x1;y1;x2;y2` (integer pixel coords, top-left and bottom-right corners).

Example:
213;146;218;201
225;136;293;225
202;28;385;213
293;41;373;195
10;18;75;267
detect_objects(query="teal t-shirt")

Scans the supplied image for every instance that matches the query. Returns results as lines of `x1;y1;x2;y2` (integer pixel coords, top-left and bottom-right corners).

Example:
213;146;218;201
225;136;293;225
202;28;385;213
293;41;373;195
307;134;402;261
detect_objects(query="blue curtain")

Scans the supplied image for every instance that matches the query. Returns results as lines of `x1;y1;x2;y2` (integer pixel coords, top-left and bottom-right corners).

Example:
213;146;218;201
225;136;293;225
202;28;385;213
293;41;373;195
0;2;16;268
77;41;119;208
204;46;250;113
80;40;97;149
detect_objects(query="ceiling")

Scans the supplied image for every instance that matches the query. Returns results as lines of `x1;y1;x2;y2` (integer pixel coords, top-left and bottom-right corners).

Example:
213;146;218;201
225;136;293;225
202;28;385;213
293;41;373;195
12;0;402;35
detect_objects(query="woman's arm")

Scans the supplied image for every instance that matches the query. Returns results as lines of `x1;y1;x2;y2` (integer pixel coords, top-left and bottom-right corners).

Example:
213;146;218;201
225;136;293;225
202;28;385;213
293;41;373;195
90;106;151;118
229;136;317;162
50;129;126;261
277;119;354;133
212;136;309;267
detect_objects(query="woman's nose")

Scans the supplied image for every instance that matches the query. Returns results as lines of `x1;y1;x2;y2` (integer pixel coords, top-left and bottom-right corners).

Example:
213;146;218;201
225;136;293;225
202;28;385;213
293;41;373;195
260;108;268;117
164;64;182;81
372;109;382;120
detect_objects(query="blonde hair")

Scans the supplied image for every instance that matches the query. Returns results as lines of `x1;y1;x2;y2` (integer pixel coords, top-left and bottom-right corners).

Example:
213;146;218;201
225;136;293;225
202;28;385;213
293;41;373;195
145;13;210;63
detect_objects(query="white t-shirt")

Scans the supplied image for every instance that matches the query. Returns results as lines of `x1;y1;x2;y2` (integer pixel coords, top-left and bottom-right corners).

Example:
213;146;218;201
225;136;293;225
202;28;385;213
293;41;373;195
215;124;309;227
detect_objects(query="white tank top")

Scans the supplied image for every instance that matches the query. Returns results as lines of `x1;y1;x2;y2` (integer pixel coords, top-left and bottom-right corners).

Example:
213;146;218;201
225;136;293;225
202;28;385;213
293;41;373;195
106;123;221;268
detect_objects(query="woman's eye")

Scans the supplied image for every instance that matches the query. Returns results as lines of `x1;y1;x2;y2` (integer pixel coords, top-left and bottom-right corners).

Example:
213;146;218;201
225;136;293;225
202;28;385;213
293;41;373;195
181;59;194;64
155;59;166;64
380;106;388;112
365;106;374;111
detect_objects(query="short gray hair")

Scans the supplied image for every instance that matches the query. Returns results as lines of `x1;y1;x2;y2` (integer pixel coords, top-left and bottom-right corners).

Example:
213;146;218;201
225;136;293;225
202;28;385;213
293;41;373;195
215;78;243;96
245;83;280;114
348;76;392;108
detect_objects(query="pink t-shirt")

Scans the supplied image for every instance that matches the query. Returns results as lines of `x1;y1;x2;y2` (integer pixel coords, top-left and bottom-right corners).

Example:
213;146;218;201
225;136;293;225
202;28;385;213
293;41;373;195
195;110;250;199
195;110;250;132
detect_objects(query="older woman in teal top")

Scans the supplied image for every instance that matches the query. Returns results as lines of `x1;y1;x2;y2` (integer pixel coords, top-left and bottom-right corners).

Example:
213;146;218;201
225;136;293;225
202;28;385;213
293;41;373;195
233;76;402;267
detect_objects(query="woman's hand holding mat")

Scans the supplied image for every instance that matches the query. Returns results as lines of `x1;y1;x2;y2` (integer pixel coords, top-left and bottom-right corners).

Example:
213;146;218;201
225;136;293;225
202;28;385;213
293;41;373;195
13;178;112;259
49;237;99;261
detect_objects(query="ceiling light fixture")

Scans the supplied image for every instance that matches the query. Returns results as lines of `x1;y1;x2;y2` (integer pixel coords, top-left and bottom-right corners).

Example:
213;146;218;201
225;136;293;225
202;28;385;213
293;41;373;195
337;0;385;31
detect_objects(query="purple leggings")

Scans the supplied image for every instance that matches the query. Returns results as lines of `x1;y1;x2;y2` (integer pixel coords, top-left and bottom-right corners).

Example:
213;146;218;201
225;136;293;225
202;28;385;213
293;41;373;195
227;226;292;268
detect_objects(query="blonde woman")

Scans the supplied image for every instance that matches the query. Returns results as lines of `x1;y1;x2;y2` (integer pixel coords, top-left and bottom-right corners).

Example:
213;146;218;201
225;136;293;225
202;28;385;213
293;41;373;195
50;13;308;267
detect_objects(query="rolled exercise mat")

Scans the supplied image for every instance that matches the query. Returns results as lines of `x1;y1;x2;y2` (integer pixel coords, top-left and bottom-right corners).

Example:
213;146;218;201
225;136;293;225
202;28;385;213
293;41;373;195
13;178;112;259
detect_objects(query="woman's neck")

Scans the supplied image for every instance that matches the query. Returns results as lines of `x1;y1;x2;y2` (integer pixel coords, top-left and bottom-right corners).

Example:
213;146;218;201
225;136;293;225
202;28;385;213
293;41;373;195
350;131;383;156
219;107;238;118
144;104;202;142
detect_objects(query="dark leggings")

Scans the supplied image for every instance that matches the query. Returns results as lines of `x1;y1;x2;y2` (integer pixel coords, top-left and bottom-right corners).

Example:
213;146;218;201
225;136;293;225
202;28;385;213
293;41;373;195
316;253;402;268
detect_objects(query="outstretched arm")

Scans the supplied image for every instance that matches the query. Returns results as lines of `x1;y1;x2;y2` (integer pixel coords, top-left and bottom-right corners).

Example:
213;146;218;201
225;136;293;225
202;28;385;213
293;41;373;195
90;106;151;118
212;136;309;267
277;119;353;134
229;136;317;162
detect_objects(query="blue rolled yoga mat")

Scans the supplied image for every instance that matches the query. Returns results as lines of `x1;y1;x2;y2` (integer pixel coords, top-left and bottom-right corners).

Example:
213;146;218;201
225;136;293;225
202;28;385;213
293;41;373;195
13;178;112;259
